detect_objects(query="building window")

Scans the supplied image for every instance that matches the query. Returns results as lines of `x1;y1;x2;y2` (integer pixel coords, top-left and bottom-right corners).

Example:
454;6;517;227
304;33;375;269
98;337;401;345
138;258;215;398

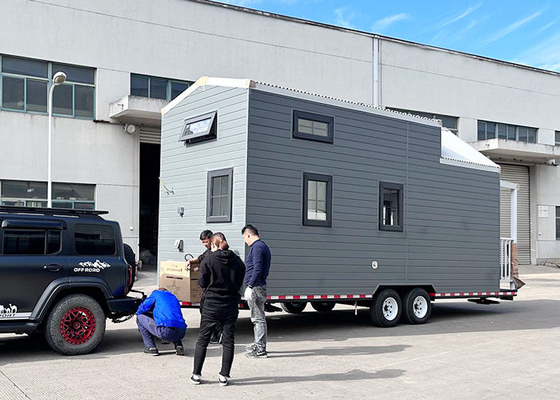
74;224;115;256
206;168;233;223
0;180;95;210
130;74;193;101
0;55;95;118
293;110;334;143
303;173;332;227
557;207;560;240
390;108;459;135
555;131;560;146
179;111;217;145
3;229;61;255
478;120;537;143
379;182;403;232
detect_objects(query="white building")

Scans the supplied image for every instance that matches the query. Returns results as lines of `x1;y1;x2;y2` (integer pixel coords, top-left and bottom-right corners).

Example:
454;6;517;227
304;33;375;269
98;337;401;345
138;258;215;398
1;0;559;264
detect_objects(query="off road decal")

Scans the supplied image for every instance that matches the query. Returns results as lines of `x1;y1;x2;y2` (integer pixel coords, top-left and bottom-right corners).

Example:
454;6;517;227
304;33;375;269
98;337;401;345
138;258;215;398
74;260;111;273
0;303;18;318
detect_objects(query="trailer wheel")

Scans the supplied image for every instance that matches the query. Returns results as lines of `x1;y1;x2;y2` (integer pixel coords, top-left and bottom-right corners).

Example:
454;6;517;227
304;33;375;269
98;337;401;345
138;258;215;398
45;294;106;355
311;302;335;313
403;288;431;324
280;302;307;314
370;289;402;327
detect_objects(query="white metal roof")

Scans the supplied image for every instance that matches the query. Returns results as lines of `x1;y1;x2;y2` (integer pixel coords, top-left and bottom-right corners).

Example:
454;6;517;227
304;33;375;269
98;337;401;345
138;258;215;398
440;127;500;173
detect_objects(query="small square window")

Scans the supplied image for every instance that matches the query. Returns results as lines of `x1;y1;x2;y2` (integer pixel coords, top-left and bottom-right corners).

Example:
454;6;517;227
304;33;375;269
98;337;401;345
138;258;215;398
206;168;233;223
179;111;217;145
293;110;334;143
303;173;332;227
379;182;404;232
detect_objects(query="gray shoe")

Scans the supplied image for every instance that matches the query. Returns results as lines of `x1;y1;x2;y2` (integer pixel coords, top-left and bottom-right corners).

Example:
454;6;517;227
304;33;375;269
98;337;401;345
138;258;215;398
245;343;256;352
246;349;268;359
143;347;159;356
175;345;185;356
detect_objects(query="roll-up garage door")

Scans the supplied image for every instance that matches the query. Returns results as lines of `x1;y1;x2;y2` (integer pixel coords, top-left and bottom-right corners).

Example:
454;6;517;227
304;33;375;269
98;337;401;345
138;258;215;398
139;127;161;144
499;164;530;264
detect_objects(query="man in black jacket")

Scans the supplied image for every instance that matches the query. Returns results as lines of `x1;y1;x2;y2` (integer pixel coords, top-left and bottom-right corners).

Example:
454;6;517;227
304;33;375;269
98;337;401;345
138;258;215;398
190;232;245;387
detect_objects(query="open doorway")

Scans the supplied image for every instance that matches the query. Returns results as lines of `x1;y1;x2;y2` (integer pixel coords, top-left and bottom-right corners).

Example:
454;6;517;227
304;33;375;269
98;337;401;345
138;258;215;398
139;143;160;265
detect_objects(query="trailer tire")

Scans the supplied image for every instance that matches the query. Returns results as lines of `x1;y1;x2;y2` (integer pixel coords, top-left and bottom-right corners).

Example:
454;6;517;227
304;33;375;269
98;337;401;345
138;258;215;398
280;302;307;314
45;294;106;355
311;302;335;313
402;288;431;324
370;289;402;327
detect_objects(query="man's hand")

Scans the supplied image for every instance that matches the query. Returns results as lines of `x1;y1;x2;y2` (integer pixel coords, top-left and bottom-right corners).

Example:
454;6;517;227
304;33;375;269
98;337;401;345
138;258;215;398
185;260;191;270
244;286;253;300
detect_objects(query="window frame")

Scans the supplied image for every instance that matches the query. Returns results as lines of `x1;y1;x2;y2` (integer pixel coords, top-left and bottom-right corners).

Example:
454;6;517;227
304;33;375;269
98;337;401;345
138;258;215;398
74;223;116;256
555;131;560;146
379;181;404;232
478;120;537;143
0;55;95;119
206;168;233;223
179;111;217;145
130;73;193;101
303;172;333;228
0;180;95;210
293;110;334;144
2;228;62;256
556;206;560;241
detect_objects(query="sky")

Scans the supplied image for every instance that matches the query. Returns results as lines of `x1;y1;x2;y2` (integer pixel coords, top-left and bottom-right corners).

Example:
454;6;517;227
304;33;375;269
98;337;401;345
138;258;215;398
219;0;560;72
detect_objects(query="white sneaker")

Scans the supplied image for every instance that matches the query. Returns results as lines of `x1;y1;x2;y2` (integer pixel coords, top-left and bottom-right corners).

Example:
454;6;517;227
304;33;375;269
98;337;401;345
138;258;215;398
190;374;201;385
218;374;230;386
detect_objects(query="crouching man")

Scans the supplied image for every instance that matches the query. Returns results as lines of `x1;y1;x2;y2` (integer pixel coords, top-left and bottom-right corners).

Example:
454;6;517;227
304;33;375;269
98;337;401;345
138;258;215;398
136;288;187;356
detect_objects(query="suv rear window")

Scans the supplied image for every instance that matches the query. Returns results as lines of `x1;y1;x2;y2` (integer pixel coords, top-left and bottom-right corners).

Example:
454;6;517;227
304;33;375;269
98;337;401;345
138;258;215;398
75;224;115;255
3;229;61;255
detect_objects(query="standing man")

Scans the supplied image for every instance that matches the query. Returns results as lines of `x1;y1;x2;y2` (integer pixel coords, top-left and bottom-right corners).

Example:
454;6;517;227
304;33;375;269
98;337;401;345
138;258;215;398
242;224;271;359
136;288;187;356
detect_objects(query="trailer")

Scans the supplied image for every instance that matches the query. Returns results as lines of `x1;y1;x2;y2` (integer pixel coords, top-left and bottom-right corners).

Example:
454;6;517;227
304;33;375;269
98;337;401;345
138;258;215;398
157;77;517;326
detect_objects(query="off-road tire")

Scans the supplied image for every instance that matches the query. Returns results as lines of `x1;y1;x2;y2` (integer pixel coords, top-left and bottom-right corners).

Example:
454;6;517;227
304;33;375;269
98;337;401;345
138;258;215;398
45;294;106;355
370;289;402;327
311;302;336;312
123;243;137;287
280;302;308;314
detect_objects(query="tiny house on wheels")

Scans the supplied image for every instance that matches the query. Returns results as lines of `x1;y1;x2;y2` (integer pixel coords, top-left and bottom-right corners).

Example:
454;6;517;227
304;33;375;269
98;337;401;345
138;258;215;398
158;77;517;327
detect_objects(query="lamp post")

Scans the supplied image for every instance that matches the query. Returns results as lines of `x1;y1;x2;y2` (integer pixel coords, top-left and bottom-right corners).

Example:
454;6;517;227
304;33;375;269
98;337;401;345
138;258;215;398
47;71;67;208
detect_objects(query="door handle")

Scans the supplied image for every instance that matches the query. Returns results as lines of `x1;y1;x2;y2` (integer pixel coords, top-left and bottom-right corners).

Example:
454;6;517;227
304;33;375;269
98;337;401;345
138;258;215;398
44;264;60;272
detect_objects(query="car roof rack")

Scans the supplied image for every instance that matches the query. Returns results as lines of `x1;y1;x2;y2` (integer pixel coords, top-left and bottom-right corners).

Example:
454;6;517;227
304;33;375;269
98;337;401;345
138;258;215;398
0;205;109;217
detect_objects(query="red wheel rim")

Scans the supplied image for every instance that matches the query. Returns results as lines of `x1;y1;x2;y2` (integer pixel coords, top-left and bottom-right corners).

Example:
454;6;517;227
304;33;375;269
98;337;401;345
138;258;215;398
60;307;96;345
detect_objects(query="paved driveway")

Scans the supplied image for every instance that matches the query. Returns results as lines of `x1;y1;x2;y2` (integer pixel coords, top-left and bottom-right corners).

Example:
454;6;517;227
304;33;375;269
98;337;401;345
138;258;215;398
1;265;559;399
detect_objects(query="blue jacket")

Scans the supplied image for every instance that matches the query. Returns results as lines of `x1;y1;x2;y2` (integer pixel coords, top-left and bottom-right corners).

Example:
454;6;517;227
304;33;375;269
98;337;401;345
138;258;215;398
136;290;187;330
244;239;271;288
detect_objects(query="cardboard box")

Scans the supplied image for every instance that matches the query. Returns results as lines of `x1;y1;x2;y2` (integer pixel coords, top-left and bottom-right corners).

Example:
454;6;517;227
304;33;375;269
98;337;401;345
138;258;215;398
159;261;203;303
160;260;200;279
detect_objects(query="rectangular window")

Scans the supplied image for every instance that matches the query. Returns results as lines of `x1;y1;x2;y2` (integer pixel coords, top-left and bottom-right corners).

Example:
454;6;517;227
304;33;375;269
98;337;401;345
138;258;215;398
556;131;560;146
379;182;404;232
1;55;95;118
179;111;217;145
478;120;537;143
557;207;560;240
0;180;94;209
206;168;233;223
3;229;61;255
293;110;334;143
303;173;332;227
130;73;193;100
74;224;115;256
390;108;459;134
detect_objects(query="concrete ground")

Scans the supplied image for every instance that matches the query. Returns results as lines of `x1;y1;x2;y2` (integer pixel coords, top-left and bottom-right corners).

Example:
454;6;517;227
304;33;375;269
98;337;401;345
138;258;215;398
1;264;559;399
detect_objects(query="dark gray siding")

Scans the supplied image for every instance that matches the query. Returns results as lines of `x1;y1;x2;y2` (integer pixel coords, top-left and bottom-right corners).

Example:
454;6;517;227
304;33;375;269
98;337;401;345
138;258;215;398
246;89;499;295
158;86;249;269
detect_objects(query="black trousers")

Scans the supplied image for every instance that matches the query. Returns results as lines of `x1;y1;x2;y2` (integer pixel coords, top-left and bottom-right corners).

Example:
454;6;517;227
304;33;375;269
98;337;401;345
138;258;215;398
193;301;238;377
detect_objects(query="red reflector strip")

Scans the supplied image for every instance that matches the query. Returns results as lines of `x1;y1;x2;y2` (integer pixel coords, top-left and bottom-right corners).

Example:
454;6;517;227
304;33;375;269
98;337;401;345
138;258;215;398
433;291;517;298
266;294;373;301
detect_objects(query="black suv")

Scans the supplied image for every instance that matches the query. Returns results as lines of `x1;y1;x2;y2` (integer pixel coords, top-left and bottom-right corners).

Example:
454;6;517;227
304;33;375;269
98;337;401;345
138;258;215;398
0;206;143;355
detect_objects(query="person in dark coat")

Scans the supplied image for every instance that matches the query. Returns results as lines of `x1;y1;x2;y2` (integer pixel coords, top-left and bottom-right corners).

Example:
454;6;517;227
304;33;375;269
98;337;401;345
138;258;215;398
190;232;245;387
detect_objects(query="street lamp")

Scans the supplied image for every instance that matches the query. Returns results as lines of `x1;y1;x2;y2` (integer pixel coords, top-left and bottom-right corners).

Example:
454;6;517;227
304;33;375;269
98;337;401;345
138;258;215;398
47;71;66;208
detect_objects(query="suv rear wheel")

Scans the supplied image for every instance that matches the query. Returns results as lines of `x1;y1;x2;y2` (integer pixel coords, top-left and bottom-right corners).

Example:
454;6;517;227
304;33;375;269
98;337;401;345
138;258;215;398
45;294;106;355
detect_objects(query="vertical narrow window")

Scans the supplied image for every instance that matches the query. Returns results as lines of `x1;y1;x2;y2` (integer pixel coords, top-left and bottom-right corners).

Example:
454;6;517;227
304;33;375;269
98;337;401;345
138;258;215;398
555;131;560;146
477;121;487;140
293;110;334;143
556;207;560;240
303;173;332;227
206;168;233;223
379;182;404;232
